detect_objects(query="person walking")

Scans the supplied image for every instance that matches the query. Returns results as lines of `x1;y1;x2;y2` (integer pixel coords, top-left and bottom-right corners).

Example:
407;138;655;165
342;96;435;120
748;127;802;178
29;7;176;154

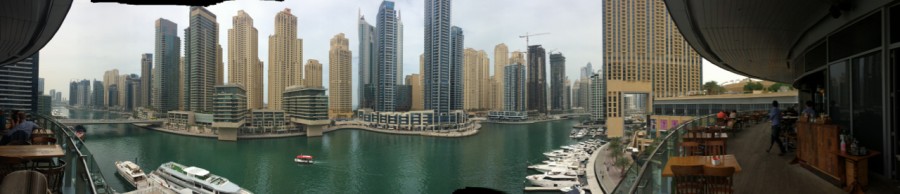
767;100;786;156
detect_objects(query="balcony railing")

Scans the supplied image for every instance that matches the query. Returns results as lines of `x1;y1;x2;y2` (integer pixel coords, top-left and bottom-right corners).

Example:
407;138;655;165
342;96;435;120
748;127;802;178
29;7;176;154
33;114;114;194
610;110;762;194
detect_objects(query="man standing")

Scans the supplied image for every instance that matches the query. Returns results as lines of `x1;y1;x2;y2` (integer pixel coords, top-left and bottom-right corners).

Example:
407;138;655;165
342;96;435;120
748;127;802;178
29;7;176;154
767;100;786;156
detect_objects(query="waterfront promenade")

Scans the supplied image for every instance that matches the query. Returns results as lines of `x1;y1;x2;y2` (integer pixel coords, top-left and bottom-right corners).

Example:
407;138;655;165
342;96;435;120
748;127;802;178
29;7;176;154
144;122;480;139
326;123;480;137
590;141;631;193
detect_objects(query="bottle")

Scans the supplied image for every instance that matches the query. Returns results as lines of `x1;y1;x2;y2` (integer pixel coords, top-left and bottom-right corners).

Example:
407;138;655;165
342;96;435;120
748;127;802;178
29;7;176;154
840;135;846;154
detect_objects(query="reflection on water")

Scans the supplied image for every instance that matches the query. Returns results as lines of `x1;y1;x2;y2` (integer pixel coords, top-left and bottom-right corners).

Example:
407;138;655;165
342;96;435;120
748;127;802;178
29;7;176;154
71;109;579;193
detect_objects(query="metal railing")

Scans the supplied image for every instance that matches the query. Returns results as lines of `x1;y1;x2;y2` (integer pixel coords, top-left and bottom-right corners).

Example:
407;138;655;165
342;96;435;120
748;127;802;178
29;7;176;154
33;114;114;194
610;110;764;194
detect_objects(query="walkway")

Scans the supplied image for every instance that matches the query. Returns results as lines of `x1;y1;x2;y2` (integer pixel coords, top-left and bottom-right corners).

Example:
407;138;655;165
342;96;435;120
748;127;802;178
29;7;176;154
730;122;843;193
325;123;480;138
592;142;632;193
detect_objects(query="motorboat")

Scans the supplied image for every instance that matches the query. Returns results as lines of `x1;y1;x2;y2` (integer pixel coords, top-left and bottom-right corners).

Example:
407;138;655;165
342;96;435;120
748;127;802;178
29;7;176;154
525;173;579;188
560;185;586;194
528;163;582;174
152;162;253;194
543;150;567;157
115;161;150;189
294;155;314;164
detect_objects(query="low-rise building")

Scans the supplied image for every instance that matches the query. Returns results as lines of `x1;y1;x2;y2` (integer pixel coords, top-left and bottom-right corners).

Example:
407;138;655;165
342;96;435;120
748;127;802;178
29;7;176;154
213;84;247;123
283;86;329;136
166;111;195;131
357;109;469;131
487;111;528;121
246;109;289;133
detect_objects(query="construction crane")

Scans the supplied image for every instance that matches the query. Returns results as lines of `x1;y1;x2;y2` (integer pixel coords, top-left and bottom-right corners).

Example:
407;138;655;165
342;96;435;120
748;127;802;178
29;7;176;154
518;32;550;47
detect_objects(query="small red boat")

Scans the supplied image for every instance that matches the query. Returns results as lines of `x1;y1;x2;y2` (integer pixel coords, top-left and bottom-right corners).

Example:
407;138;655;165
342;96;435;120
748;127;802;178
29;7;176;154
294;155;314;164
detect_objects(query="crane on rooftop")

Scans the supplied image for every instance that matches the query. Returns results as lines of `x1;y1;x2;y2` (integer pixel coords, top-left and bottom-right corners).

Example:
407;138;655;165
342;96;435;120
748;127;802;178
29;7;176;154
518;32;550;48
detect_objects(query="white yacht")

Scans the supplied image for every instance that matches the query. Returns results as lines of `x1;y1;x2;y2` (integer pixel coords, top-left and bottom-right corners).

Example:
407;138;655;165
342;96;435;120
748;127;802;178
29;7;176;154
152;162;253;194
525;173;579;188
528;163;582;174
115;161;150;189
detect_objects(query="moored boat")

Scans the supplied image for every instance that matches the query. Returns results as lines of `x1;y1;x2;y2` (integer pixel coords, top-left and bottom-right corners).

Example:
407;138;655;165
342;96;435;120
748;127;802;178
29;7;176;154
115;161;150;189
152;162;253;194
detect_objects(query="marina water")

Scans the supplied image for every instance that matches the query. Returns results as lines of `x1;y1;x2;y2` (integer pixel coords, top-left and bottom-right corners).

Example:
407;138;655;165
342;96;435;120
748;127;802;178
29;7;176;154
65;108;580;193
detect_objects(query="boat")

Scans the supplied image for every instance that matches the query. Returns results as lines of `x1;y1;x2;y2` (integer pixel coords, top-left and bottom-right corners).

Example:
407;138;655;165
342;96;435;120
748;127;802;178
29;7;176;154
152;162;253;194
294;155;314;164
525;173;579;188
560;185;586;194
115;161;150;189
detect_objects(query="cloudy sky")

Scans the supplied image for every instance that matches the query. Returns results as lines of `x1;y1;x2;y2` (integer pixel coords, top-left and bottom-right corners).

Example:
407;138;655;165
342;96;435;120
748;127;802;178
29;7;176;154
39;0;745;106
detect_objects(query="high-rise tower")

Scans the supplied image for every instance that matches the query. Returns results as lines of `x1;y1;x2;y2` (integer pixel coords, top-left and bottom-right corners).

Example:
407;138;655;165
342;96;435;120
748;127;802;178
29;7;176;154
152;18;181;113
228;10;263;109
424;0;462;115
268;8;303;110
493;43;508;110
374;0;399;112
304;59;322;87
183;7;219;112
603;0;701;137
550;52;566;111
358;10;376;110
140;54;152;108
328;33;352;119
527;45;547;113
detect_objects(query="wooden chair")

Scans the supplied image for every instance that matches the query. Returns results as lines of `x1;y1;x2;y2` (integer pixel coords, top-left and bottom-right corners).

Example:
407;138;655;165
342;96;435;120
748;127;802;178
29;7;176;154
35;160;65;193
706;140;727;156
681;141;703;156
704;166;736;194
672;165;705;194
30;137;56;145
0;156;28;179
0;170;49;194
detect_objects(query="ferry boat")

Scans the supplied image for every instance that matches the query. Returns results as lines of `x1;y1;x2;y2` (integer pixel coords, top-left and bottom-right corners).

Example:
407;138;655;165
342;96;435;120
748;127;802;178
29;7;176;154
115;161;150;189
294;155;314;164
152;162;253;194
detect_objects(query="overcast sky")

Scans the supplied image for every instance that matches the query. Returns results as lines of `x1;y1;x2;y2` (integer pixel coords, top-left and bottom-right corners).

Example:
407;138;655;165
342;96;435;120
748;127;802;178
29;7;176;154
39;0;745;106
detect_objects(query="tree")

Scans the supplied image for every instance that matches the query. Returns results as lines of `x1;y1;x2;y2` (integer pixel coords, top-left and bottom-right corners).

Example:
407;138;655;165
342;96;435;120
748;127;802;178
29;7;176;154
768;82;791;92
615;156;631;177
703;81;725;95
743;81;764;92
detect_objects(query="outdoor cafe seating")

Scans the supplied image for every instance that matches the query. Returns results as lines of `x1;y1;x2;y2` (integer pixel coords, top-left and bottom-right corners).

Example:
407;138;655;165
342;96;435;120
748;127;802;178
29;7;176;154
0;130;66;194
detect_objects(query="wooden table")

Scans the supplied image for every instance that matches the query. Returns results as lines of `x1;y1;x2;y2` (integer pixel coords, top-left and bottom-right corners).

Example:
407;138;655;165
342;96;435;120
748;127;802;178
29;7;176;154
31;129;54;137
836;150;881;194
0;145;65;160
662;155;742;177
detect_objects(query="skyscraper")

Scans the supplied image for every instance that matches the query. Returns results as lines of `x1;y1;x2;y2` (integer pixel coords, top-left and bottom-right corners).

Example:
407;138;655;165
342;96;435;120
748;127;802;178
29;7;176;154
396;11;404;85
183;6;219;113
140;53;152;108
217;44;224;86
424;0;462;115
358;10;376;110
126;74;141;111
449;26;464;111
580;62;593;79
118;74;127;108
463;48;489;111
38;78;44;94
590;72;605;122
268;8;303;110
93;80;104;109
76;79;90;107
103;69;119;107
550;52;566;111
493;43;508;110
0;53;39;112
374;0;399;112
304;59;322;87
504;63;526;112
69;81;76;106
228;10;263;109
527;45;547;113
406;74;423;110
329;33;352;119
510;51;525;65
153;18;181;113
603;0;701;137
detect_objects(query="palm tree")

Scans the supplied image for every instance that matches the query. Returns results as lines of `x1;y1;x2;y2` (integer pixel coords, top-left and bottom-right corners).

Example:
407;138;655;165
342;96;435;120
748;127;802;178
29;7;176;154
615;156;631;177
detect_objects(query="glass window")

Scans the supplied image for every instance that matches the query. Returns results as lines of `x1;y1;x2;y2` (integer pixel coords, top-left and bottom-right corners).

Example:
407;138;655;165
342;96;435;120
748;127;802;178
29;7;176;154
828;61;851;131
851;52;884;173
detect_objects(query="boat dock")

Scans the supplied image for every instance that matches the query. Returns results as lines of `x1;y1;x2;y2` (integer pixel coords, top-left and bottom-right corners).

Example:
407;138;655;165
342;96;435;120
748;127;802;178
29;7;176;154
523;187;564;192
